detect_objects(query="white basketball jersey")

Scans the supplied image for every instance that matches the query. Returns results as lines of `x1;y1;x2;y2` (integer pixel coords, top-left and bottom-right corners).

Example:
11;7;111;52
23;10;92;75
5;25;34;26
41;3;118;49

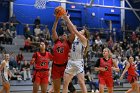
1;60;9;81
70;37;84;60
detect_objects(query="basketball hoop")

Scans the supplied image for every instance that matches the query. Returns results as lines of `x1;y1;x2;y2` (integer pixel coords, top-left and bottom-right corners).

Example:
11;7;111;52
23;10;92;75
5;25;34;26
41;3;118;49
34;0;48;9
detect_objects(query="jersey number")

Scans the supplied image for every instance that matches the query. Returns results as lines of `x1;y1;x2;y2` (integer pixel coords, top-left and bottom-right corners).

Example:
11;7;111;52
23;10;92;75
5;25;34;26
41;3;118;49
40;62;46;66
56;47;64;53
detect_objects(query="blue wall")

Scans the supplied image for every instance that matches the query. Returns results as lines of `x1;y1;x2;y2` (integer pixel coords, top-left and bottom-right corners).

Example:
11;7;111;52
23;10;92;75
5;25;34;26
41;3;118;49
67;0;121;31
13;0;122;34
0;0;138;34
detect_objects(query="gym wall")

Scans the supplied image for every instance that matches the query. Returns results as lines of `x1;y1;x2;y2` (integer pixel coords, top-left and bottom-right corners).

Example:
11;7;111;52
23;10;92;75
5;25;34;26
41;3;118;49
0;0;139;35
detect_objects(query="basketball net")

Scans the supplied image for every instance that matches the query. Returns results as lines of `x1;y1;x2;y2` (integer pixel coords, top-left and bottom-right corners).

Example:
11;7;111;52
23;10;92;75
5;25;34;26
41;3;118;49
34;0;48;9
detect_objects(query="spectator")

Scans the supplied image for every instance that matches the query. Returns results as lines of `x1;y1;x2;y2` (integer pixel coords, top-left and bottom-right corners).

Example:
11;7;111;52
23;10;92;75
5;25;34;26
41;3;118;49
9;22;16;38
133;37;140;49
24;24;32;40
34;16;41;28
42;25;50;40
0;45;5;52
34;25;41;41
9;14;19;24
121;39;128;51
1;22;8;31
89;34;94;47
0;28;4;44
107;36;114;50
11;68;22;81
16;51;24;70
85;71;99;93
95;36;102;46
4;29;13;44
131;32;137;43
9;52;17;70
117;56;123;76
24;37;32;52
125;46;134;58
21;60;31;80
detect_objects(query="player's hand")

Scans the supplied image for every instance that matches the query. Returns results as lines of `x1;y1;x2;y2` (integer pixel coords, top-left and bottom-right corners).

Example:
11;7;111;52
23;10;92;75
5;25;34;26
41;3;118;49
53;13;59;20
61;11;69;19
55;16;59;21
119;76;123;80
112;67;116;71
99;67;106;71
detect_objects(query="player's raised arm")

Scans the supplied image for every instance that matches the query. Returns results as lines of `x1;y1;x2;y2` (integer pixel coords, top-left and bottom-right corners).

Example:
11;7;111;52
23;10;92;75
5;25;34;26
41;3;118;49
52;16;59;41
62;15;87;47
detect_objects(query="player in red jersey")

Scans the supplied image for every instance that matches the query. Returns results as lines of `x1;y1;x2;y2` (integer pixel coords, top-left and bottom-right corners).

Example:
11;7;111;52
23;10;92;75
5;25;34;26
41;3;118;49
120;56;140;93
30;42;53;93
94;48;119;93
51;16;75;93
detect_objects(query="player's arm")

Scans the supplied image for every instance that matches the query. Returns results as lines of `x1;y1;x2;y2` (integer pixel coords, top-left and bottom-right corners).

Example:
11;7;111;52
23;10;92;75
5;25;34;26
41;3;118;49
112;59;120;72
8;69;13;78
30;53;37;65
48;52;54;61
0;60;6;70
62;15;87;47
120;62;130;80
52;17;59;41
65;15;75;43
94;59;106;72
67;30;75;43
30;58;36;65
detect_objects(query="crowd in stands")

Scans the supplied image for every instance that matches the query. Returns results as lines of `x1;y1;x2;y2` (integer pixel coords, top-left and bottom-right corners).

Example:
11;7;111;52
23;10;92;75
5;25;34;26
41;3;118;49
0;22;15;45
87;30;140;79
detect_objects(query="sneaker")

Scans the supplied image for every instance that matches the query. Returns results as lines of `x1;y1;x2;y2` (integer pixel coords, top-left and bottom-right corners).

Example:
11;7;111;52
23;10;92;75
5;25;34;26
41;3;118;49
91;89;94;93
18;77;22;81
95;90;99;93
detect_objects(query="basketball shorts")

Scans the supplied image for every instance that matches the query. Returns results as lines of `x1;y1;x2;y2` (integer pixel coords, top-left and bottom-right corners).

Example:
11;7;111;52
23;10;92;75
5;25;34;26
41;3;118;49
32;70;49;84
127;75;137;83
65;59;84;76
98;76;113;87
51;63;67;79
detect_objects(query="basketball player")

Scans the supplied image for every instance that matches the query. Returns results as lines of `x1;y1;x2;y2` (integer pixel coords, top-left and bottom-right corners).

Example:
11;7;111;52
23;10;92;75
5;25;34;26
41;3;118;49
30;42;53;93
120;56;139;93
61;14;90;93
51;15;76;93
94;48;119;93
0;54;11;93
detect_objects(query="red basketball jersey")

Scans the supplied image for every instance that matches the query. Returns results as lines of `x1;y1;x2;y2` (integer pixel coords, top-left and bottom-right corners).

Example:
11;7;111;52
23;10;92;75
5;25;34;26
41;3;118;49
128;63;137;76
32;52;53;70
99;58;113;77
53;39;71;64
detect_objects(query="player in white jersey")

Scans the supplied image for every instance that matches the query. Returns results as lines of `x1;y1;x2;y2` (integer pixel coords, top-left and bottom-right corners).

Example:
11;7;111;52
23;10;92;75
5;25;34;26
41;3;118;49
0;54;11;93
62;14;90;93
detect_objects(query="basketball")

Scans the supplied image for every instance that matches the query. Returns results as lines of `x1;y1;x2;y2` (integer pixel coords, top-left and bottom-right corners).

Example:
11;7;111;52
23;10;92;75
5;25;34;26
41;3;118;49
54;6;66;17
